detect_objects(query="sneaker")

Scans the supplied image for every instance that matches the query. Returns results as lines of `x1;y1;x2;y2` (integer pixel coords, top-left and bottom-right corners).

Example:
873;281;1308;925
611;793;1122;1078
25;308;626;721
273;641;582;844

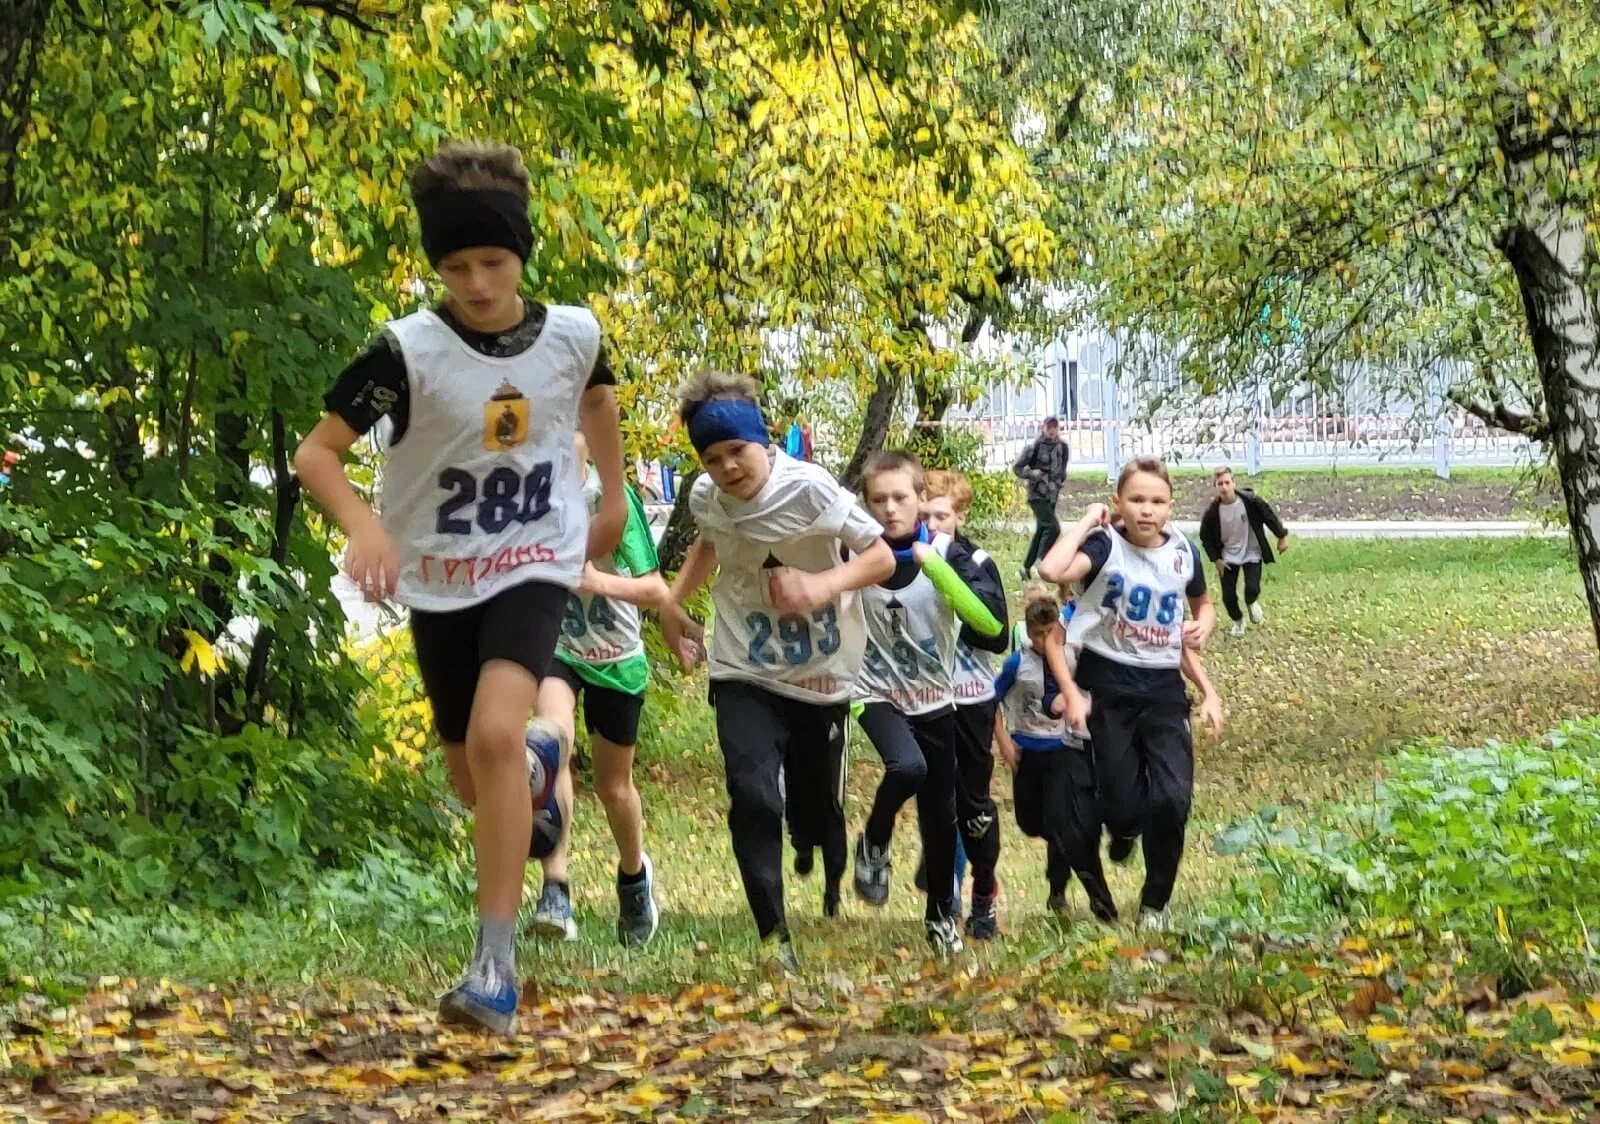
1046;889;1069;916
764;935;801;977
439;961;519;1035
529;881;578;942
1088;893;1120;924
616;856;659;948
1249;601;1264;625
1107;835;1139;865
1230;619;1248;638
853;832;891;907
1137;907;1170;933
793;845;815;878
926;915;965;956
965;889;999;941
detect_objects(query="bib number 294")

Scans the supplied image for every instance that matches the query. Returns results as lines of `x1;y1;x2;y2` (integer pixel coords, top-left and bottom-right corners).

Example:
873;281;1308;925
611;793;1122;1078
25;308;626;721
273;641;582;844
436;463;553;535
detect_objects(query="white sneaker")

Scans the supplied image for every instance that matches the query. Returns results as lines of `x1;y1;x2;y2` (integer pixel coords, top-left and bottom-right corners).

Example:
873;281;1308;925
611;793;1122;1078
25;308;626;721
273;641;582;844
1249;602;1264;625
1136;907;1170;933
1230;620;1248;638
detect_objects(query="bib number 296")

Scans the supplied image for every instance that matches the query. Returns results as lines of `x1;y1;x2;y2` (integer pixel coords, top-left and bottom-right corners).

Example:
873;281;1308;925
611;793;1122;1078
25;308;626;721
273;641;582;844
746;606;841;667
436;463;553;535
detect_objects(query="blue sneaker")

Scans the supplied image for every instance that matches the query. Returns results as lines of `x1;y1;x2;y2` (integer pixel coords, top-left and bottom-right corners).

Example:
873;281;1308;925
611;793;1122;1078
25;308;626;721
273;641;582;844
439;962;519;1035
529;880;578;941
616;855;659;948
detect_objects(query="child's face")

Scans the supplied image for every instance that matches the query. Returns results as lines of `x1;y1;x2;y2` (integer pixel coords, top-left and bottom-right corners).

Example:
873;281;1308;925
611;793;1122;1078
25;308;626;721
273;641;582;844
1114;471;1174;541
436;246;523;330
866;469;922;538
920;494;963;536
1214;472;1237;503
701;438;771;501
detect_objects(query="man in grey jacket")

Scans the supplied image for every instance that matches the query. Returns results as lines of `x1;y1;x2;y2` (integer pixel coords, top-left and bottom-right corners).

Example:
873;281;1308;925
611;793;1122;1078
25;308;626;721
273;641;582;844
1012;416;1069;581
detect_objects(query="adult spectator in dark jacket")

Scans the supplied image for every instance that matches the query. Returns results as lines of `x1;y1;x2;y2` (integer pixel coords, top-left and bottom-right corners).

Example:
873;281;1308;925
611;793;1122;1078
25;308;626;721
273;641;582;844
1012;416;1070;581
1198;466;1290;637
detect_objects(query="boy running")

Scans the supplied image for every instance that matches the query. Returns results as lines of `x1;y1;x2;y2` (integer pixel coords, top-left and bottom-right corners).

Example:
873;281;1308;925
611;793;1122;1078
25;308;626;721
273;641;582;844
1037;458;1220;931
918;469;1009;939
295;140;626;1033
852;452;1006;954
659;372;894;972
528;436;664;948
1198;466;1290;637
993;590;1117;923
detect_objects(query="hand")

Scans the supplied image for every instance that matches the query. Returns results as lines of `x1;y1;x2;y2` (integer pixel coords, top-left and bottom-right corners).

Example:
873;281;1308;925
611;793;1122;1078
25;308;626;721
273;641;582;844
578;561;604;594
1182;618;1212;651
768;567;829;615
344;520;400;603
1064;686;1091;734
1198;692;1224;737
1081;502;1111;528
660;603;705;670
1277;536;1290;555
1217;560;1230;576
997;737;1019;773
910;540;932;565
1028;468;1045;482
1049;692;1067;717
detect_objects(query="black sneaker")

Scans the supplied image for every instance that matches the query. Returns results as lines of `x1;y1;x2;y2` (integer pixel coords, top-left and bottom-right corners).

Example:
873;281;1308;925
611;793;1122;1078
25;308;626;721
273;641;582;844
793;845;815;878
823;883;841;918
853;832;891;907
1108;835;1139;865
965;889;999;941
1046;889;1069;916
912;852;927;893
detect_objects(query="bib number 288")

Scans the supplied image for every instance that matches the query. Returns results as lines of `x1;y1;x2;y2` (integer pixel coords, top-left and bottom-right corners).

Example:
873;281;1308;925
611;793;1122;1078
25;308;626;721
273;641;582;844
436;463;553;535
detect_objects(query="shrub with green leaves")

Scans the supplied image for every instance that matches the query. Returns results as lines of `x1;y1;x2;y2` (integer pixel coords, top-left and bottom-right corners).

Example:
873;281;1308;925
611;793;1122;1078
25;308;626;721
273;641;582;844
1215;720;1600;981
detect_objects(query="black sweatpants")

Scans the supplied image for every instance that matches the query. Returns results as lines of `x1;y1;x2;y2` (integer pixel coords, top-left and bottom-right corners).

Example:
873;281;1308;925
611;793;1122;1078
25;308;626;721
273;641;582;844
859;702;959;921
1013;745;1117;920
1022;496;1061;572
1086;694;1193;912
1220;561;1264;622
712;680;847;941
952;699;1001;901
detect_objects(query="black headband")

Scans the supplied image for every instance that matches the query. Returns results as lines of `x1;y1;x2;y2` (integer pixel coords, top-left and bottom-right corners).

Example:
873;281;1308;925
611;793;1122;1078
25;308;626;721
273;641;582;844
416;187;534;266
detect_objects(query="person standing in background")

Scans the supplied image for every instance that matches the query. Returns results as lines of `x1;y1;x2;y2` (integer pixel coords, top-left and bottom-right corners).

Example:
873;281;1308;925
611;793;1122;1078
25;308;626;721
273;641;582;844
1012;417;1069;582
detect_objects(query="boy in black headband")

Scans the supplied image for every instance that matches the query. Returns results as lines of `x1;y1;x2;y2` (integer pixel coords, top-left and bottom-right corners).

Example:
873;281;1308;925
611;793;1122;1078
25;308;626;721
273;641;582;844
658;371;895;975
295;139;625;1034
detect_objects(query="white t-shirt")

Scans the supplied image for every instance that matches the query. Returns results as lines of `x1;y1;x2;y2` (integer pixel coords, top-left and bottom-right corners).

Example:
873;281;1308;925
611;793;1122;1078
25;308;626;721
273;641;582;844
1219;498;1260;564
692;450;883;704
377;305;597;610
856;532;959;717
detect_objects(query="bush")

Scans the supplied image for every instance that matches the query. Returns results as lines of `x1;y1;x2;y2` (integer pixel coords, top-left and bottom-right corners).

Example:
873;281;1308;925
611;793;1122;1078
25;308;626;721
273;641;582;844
1214;719;1600;985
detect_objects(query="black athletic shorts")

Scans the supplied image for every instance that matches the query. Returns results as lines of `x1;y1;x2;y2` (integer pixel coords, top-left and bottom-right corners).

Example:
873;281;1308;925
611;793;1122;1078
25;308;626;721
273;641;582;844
409;579;567;743
547;658;645;746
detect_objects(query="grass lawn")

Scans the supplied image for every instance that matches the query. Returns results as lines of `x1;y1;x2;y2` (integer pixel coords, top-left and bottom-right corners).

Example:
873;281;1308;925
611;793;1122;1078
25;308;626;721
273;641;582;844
6;535;1599;1121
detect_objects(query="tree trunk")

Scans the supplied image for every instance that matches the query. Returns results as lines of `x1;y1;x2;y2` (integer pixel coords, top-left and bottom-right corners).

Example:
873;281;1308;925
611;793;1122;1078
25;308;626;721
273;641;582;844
244;409;301;719
655;468;701;575
1499;190;1600;651
0;0;51;211
838;367;902;494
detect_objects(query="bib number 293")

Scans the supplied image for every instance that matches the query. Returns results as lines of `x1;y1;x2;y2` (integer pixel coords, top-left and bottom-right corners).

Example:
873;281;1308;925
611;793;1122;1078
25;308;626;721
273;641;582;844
436;463;553;535
746;606;841;667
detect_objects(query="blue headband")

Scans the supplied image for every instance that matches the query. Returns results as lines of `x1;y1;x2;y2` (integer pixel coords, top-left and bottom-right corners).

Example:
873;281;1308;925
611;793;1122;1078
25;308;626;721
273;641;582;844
687;398;770;455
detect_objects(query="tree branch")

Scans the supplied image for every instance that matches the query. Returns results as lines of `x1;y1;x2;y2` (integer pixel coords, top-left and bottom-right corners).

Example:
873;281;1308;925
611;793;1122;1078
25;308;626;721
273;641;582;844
1447;387;1551;440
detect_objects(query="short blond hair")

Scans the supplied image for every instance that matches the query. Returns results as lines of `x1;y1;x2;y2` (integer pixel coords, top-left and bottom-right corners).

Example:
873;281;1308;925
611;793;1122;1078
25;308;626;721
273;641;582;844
1212;465;1234;483
923;468;975;514
864;449;925;496
677;370;760;425
410;139;533;205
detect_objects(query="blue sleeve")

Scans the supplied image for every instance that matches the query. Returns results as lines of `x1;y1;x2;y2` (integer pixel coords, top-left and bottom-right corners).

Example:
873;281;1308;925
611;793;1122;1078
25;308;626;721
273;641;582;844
993;651;1022;700
1080;529;1113;586
1186;540;1206;597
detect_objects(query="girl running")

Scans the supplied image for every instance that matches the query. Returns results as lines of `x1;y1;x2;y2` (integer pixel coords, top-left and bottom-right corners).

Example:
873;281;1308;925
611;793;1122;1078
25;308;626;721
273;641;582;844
1037;457;1219;930
659;372;894;972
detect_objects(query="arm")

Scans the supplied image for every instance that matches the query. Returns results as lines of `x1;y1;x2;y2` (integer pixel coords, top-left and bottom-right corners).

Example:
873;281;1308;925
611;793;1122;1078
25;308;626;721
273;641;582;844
580;564;671;613
914;541;1005;641
294;414;399;601
994;710;1019;772
1181;647;1224;736
1037;504;1109;585
579;384;627;561
660;535;717;669
770;538;895;614
1040;628;1090;730
1256;494;1290;550
1199;503;1224;565
1012;440;1041;482
1183;591;1218;651
958;552;1010;654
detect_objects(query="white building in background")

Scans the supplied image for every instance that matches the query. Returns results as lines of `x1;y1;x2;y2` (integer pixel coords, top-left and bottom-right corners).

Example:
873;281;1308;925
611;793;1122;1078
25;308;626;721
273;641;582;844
946;327;1536;478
